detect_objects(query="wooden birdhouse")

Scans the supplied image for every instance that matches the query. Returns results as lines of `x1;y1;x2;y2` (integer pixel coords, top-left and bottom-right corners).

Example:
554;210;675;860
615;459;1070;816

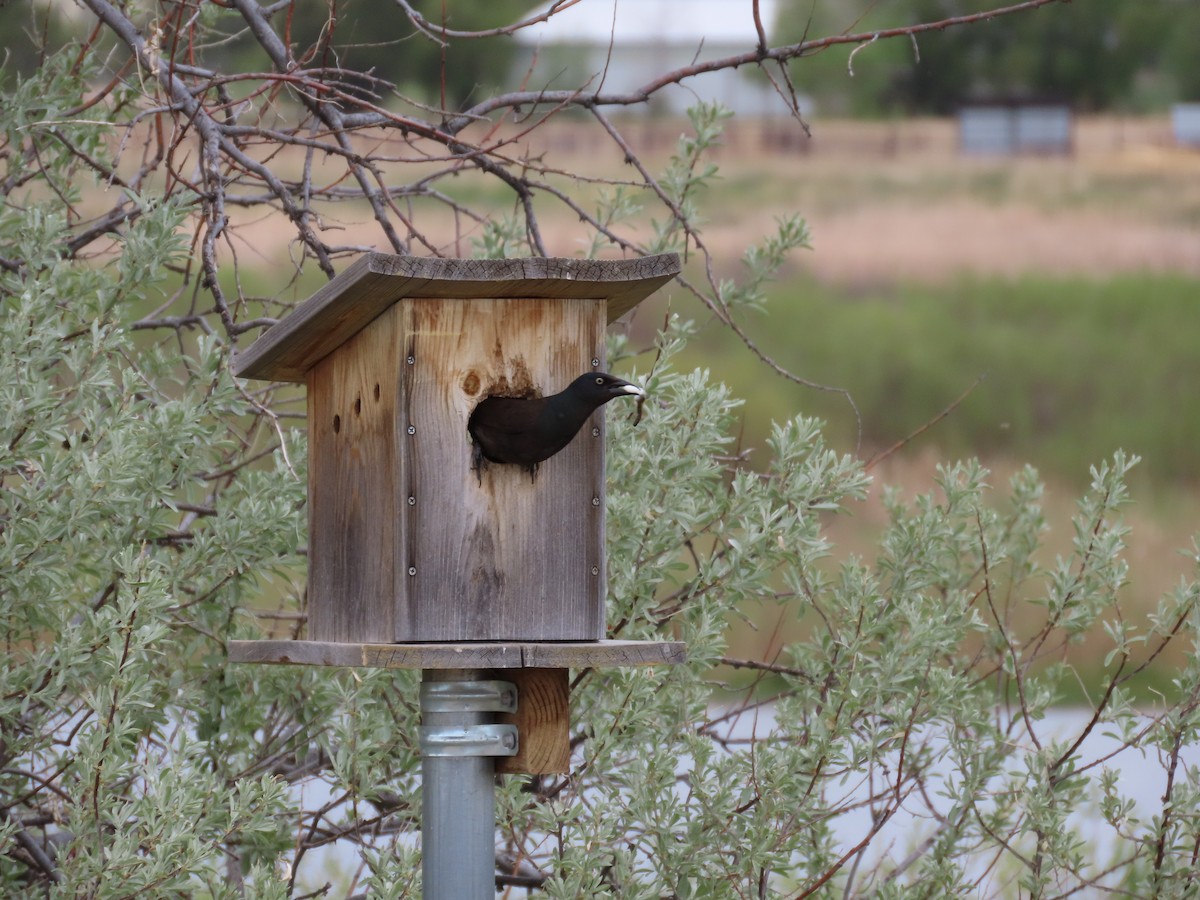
233;253;680;644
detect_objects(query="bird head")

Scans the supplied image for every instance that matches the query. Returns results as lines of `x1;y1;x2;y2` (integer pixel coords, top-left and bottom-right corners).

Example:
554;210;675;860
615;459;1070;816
567;372;646;408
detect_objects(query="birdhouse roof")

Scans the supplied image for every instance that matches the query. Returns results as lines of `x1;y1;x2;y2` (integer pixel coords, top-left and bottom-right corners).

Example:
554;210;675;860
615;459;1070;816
234;253;681;383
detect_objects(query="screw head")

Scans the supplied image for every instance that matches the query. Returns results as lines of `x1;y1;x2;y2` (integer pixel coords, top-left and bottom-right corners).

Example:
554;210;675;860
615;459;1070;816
591;357;600;368
590;566;599;576
408;496;416;506
591;427;600;437
407;425;416;435
407;355;415;365
591;496;600;507
407;566;417;576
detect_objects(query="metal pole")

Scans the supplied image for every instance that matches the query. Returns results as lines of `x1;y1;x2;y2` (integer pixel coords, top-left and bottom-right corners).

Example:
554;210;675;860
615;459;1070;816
420;669;518;900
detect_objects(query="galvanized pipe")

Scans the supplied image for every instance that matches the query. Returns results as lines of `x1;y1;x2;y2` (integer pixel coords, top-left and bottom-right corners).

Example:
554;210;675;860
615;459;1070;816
419;669;517;899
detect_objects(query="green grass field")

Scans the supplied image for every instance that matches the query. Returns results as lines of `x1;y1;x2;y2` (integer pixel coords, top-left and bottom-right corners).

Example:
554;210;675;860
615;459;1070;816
674;272;1200;494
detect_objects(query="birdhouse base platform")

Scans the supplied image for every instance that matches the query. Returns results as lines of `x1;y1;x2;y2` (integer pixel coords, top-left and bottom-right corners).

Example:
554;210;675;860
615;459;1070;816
227;638;685;670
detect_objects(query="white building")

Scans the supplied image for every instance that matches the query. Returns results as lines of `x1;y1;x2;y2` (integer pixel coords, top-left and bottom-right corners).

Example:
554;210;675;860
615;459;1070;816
513;0;800;117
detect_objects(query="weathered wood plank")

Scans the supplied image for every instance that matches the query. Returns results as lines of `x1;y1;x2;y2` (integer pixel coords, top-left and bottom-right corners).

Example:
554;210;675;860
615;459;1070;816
306;305;402;642
399;297;606;641
233;253;680;383
523;640;687;668
228;639;687;669
495;668;571;775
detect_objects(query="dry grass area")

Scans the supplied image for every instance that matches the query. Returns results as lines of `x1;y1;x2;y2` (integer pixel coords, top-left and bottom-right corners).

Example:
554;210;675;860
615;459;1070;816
780;199;1200;284
602;115;1200;284
225;115;1200;286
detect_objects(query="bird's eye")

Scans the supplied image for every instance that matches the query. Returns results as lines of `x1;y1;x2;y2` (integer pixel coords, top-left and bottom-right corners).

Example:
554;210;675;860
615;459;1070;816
595;377;604;385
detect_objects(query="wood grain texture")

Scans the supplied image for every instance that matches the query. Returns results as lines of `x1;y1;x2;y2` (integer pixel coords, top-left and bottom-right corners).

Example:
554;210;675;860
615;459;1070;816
227;639;687;669
233;253;680;383
298;295;625;643
495;668;570;775
522;641;687;667
400;297;605;641
306;305;403;642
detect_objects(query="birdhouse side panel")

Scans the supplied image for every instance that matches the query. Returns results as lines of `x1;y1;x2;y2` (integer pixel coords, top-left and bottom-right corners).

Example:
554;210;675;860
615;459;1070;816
397;297;606;641
306;308;404;642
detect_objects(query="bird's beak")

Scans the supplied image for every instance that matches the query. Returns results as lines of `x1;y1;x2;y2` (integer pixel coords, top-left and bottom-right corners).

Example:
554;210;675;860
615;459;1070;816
616;381;646;398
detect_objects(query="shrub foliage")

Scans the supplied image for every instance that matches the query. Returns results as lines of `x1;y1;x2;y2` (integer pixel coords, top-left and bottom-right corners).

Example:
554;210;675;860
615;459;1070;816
2;2;1199;897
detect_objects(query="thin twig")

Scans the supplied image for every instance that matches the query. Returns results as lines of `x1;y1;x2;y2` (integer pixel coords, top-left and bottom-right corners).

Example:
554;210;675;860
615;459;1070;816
865;374;986;470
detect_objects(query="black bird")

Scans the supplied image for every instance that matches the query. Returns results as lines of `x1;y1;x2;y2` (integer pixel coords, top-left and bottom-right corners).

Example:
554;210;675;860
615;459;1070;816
468;372;645;479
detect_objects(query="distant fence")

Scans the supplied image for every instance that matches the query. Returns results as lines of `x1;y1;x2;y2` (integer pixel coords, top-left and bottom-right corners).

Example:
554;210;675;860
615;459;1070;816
958;104;1073;156
523;115;1182;160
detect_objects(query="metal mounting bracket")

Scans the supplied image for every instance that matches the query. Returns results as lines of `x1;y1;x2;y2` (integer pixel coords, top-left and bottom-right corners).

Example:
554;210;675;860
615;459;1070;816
419;679;518;714
418;677;520;758
420;723;519;758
